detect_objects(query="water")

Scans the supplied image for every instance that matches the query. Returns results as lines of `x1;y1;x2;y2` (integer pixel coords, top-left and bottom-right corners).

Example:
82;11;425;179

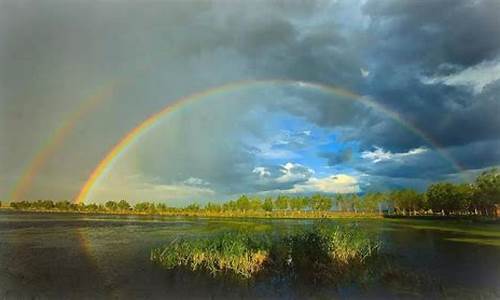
0;211;499;299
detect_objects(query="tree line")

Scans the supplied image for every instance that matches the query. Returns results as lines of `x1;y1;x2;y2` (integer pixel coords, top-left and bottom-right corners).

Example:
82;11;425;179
7;169;500;217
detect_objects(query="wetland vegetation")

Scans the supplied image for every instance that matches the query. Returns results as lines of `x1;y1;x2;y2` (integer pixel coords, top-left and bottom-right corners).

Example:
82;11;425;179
150;224;380;282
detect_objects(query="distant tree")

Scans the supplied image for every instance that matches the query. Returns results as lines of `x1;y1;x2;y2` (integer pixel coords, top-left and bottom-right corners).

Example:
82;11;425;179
426;183;457;215
236;195;251;211
351;194;362;213
156;203;168;212
262;197;274;212
205;202;221;212
117;200;131;211
289;197;307;211
105;201;118;211
391;189;423;215
249;197;262;211
85;203;98;211
335;194;346;211
185;203;200;212
274;195;289;210
362;192;384;213
222;200;238;211
455;183;474;214
55;201;72;211
311;194;332;211
474;169;500;216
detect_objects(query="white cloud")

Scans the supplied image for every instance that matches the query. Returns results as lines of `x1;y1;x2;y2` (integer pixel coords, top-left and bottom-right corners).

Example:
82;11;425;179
360;68;370;77
421;58;500;94
276;162;314;183
183;177;210;186
252;162;358;194
291;174;360;194
361;146;428;163
252;167;271;178
254;142;299;159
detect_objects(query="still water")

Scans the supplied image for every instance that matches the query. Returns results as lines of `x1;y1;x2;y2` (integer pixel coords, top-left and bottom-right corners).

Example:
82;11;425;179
0;211;499;299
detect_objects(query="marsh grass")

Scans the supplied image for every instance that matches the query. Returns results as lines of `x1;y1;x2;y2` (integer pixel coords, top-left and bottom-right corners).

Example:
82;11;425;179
151;233;270;278
151;225;381;284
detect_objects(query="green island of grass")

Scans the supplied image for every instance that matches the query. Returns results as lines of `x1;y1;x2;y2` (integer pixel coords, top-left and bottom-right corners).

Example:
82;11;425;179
151;225;381;283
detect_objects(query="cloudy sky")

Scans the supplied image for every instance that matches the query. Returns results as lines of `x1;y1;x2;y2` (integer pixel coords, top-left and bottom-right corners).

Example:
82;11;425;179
1;0;499;205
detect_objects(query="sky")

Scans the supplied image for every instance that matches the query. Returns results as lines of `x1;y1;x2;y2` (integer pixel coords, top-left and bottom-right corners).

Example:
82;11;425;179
1;0;499;205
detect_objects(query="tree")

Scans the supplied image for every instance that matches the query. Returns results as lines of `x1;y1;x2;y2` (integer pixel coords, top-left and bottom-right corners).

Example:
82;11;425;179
426;183;461;215
455;183;473;214
156;203;168;212
85;203;98;211
362;192;384;213
205;202;221;212
185;203;200;212
335;194;346;211
222;200;237;211
474;169;500;216
262;197;274;212
134;202;153;212
391;189;423;215
55;201;72;211
311;194;332;211
274;195;289;210
117;200;131;211
289;197;307;211
236;195;251;211
105;201;118;211
249;197;262;211
352;194;362;213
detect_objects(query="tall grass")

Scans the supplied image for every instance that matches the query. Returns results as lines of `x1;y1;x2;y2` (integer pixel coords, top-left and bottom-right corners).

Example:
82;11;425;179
151;233;269;278
151;225;380;283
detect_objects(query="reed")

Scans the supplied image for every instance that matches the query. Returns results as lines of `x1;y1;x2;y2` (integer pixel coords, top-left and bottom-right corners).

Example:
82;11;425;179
151;233;269;278
151;225;380;282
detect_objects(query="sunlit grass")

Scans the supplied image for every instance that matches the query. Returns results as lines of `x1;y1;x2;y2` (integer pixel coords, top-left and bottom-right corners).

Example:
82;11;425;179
151;225;380;282
151;233;269;278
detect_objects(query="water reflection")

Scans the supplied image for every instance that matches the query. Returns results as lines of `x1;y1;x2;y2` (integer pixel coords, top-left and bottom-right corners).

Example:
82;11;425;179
0;212;499;299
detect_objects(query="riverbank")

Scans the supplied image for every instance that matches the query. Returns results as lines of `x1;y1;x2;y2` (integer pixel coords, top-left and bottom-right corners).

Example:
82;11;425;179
0;207;382;220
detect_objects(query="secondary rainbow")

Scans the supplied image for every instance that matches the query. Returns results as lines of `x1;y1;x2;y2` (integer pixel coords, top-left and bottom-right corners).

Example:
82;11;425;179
75;79;464;204
11;84;117;202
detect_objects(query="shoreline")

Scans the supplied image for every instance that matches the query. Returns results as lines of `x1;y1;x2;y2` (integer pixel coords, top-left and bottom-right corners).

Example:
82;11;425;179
0;207;382;220
1;207;498;223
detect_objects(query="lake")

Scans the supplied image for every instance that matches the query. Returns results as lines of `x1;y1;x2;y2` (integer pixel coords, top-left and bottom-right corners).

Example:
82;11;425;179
0;211;499;299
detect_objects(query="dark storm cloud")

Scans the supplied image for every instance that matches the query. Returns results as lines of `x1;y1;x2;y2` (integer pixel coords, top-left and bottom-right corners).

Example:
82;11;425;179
258;0;500;180
362;0;500;67
2;0;499;200
250;163;314;192
319;149;353;166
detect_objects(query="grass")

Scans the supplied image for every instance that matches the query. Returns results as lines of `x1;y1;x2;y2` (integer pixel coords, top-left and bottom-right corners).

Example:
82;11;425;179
151;233;269;278
1;206;382;220
150;224;381;283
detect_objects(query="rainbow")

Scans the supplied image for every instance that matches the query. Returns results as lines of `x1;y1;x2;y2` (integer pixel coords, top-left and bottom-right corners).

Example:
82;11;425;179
11;84;117;201
75;79;463;204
